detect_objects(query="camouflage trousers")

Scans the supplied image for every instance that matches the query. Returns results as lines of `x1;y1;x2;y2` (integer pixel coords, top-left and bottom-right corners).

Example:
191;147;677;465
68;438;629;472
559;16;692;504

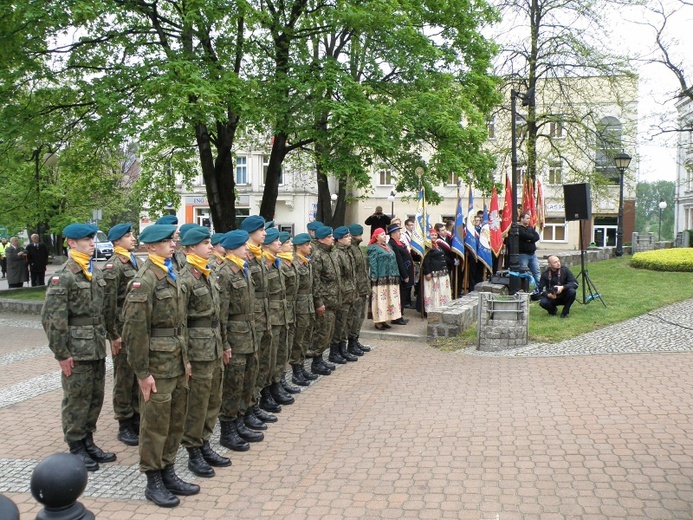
139;374;187;472
111;345;139;421
332;300;355;345
312;308;336;356
220;351;258;420
348;295;368;339
272;323;293;383
290;313;314;365
61;359;106;443
182;359;223;448
255;326;275;395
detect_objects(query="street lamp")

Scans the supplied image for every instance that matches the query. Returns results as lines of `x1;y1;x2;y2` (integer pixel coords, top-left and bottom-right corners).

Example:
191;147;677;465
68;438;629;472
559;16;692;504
388;190;396;217
614;151;632;257
658;199;667;241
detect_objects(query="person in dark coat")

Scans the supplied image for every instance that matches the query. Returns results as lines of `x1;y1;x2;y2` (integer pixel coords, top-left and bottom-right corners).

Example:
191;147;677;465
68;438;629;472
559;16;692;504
26;234;50;286
6;237;29;288
537;256;578;318
388;223;415;314
364;206;392;239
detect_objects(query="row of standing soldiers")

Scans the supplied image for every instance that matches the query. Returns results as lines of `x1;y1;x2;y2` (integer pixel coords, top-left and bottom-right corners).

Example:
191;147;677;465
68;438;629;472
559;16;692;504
41;215;372;508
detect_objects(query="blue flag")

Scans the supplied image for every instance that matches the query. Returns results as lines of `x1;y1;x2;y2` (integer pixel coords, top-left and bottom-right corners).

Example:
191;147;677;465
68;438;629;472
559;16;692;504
450;195;465;257
464;186;478;259
411;188;428;256
477;203;493;272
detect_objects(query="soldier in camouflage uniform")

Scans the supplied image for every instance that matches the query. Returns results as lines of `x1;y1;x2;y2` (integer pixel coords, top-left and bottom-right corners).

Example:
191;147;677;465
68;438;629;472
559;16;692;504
42;223;117;473
155;215;186;270
331;226;359;363
179;226;231;478
217;230;267;452
310;226;342;376
103;223;141;447
262;228;295;406
209;233;227;271
289;233;318;385
346;224;371;354
122;224;198;508
275;232;301;395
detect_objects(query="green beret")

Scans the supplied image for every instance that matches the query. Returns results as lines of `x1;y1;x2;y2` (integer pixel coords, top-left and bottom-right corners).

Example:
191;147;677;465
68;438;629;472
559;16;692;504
333;226;350;239
263;228;280;245
278;231;291;243
178;223;198;238
293;233;311;245
155;215;178;225
315;226;333;239
240;215;265;233
264;220;275;230
107;223;132;242
348;224;364;237
63;223;98;240
307;221;323;231
139;224;177;244
220;230;249;250
180;225;211;246
210;233;225;246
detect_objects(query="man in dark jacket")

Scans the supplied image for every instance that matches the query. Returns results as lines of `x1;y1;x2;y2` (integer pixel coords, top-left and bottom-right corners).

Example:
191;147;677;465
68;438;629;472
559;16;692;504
537;256;578;318
364;206;391;239
27;234;50;286
518;211;541;289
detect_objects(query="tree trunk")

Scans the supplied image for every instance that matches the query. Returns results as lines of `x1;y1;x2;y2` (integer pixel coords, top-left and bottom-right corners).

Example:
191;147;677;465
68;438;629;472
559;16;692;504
259;133;287;221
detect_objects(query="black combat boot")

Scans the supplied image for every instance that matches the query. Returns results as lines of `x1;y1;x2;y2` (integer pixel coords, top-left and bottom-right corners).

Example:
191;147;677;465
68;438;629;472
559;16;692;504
161;465;200;496
83;433;117;463
200;441;231;467
252;404;278;423
270;382;295;405
340;341;358;361
235;417;264;443
145;470;180;508
347;337;364;356
68;441;99;472
320;354;336;370
302;364;319;381
356;336;371;352
292;364;310;386
280;374;301;394
260;387;282;413
132;412;141;431
328;343;347;364
243;409;267;431
219;420;249;452
311;356;331;376
187;447;215;478
117;418;139;446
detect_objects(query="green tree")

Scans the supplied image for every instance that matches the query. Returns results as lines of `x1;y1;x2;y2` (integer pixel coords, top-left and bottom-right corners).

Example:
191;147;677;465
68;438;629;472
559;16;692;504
635;180;675;241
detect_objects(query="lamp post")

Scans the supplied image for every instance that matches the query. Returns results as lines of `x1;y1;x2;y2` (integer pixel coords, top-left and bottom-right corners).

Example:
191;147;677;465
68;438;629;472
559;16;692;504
388;190;396;218
614;151;632;257
658;200;667;241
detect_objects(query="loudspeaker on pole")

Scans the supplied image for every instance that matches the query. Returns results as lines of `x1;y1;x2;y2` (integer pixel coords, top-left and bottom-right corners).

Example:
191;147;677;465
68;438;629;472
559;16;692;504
563;183;592;221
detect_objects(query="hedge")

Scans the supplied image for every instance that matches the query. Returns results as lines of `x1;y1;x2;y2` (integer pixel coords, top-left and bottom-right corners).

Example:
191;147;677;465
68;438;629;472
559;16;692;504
630;248;693;272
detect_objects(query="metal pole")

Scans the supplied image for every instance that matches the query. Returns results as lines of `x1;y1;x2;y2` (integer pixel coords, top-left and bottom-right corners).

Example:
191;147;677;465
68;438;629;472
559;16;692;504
508;90;521;294
615;169;625;257
658;203;662;241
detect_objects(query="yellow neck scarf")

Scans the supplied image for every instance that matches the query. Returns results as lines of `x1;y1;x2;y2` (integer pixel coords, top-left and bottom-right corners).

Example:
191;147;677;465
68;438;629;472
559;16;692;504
295;252;310;264
148;254;169;275
262;251;276;263
213;252;226;262
277;252;293;263
247;243;262;260
70;250;93;280
186;254;211;279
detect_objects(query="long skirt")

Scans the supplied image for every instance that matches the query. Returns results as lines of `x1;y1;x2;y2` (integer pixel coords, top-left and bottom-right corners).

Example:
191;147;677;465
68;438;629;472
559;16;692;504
371;278;402;323
423;271;452;312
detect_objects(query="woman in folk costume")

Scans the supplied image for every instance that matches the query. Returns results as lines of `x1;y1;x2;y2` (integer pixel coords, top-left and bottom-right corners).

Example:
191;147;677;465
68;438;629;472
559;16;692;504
421;229;452;313
366;228;402;330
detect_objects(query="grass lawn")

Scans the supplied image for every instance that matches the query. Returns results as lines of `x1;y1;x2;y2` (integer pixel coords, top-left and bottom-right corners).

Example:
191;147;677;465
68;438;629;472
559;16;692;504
456;256;693;346
0;287;47;301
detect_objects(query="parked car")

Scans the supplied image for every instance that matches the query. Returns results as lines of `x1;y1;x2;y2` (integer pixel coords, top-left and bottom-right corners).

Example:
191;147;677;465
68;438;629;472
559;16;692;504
93;230;114;260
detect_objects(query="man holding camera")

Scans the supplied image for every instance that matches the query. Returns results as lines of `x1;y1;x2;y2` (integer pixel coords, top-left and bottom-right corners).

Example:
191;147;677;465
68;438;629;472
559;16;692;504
537;256;578;318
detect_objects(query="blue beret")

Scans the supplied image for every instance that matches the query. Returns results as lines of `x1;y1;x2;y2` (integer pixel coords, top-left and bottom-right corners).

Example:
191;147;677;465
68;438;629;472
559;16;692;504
307;221;323;231
264;220;275;230
180;225;211;246
63;223;98;240
293;233;311;245
139;225;177;244
263;228;280;245
108;223;132;242
240;215;265;233
278;231;291;243
315;226;333;239
210;233;225;246
178;223;198;238
348;224;364;237
333;226;350;239
155;215;178;226
220;230;249;251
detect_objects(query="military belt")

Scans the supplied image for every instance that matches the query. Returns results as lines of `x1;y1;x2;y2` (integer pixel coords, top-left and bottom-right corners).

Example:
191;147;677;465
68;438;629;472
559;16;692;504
254;291;266;298
68;317;100;326
296;290;311;295
151;327;183;337
187;318;219;328
268;294;286;301
228;314;253;322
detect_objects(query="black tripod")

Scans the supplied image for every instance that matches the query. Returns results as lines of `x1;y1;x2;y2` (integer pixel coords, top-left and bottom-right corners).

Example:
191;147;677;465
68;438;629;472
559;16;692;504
577;220;606;307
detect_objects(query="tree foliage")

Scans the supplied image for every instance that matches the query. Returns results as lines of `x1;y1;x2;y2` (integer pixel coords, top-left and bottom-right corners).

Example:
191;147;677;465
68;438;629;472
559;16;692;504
635;180;675;240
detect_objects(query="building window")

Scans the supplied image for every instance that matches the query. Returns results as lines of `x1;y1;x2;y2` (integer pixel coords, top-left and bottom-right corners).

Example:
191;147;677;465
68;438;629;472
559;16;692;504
595;116;622;184
447;172;462;186
549;121;564;139
262;155;284;186
542;217;566;242
487;117;496;139
235;156;248;185
548;160;562;185
378;167;393;186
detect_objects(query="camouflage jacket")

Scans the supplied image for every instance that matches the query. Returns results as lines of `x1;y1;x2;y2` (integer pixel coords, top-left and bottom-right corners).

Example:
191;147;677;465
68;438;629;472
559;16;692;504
279;256;298;324
349;240;370;297
335;243;357;305
225;262;256;354
41;259;107;362
102;252;140;340
122;260;188;380
248;254;269;332
213;259;233;347
264;255;288;327
180;264;224;362
210;254;226;272
172;249;187;271
312;242;341;310
293;255;314;315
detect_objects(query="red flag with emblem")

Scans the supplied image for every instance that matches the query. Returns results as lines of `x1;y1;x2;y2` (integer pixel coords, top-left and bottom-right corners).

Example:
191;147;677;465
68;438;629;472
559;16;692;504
522;175;537;227
501;174;513;234
489;187;503;256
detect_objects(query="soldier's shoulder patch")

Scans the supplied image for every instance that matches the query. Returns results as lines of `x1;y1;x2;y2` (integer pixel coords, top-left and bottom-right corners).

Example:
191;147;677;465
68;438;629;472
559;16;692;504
119;256;129;263
131;281;141;289
105;263;114;269
51;275;60;283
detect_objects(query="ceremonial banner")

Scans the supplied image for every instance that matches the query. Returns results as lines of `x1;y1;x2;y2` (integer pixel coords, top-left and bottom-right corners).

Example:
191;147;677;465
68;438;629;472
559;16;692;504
489;187;503;256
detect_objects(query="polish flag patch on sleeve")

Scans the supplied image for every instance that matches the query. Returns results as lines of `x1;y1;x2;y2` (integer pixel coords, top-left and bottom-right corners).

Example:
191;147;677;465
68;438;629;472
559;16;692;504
131;281;141;289
51;276;60;283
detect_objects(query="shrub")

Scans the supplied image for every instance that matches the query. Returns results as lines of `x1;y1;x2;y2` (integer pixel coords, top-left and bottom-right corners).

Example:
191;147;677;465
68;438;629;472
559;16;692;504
631;248;693;272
